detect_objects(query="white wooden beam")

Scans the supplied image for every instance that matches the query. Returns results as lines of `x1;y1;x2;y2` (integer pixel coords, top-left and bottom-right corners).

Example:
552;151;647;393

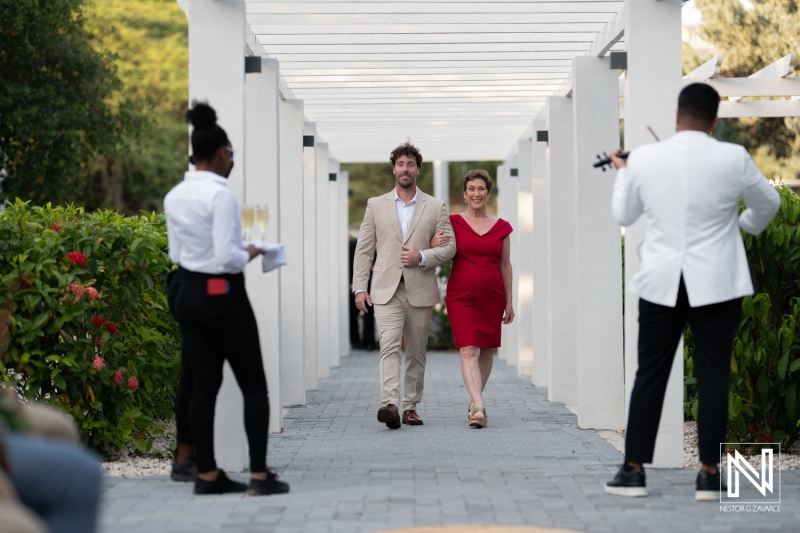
619;99;800;118
587;4;625;57
247;2;627;16
247;13;618;25
683;53;723;81
730;53;797;102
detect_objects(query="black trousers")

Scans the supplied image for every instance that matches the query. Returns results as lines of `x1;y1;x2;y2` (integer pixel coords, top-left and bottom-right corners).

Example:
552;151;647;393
625;277;742;465
168;268;269;473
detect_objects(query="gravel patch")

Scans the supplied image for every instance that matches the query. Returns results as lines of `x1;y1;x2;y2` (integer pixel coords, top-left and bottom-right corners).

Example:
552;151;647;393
101;419;174;477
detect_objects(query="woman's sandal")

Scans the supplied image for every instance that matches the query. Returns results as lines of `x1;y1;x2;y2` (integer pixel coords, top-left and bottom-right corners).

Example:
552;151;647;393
468;402;475;418
468;407;487;428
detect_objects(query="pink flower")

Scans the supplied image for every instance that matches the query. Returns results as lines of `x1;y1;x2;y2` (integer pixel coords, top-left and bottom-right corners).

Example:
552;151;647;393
91;316;103;327
105;322;118;335
66;252;87;267
114;370;123;385
96;339;104;347
127;376;138;393
51;224;62;231
65;281;86;302
87;287;99;301
93;356;105;371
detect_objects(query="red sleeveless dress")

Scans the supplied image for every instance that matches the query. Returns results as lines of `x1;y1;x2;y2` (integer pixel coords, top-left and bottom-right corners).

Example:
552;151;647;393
446;214;513;348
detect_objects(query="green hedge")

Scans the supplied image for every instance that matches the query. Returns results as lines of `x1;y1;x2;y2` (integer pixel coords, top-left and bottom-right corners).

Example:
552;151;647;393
684;185;800;446
0;200;180;456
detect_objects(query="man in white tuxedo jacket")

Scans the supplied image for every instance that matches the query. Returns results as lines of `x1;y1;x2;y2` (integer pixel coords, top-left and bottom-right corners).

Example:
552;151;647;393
604;83;780;501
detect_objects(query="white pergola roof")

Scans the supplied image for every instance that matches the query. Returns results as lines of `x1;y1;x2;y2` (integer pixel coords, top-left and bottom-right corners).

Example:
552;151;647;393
245;1;626;162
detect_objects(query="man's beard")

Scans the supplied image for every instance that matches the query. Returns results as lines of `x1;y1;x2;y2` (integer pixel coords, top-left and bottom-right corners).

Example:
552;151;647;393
397;174;414;188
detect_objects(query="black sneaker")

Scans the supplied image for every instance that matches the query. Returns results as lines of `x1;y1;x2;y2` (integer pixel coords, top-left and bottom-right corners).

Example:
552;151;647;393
248;470;290;496
170;458;198;482
696;469;726;501
193;469;247;495
604;464;648;497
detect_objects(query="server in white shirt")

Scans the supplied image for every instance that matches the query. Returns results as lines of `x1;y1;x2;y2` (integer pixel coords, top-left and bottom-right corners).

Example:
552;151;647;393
164;102;288;496
604;84;780;500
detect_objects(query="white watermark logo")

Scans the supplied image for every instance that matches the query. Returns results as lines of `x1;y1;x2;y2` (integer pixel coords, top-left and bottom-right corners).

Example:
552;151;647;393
727;448;773;498
719;443;781;510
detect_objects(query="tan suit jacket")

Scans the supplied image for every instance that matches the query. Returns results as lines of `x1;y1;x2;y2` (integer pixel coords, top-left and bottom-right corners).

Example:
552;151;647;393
353;189;456;307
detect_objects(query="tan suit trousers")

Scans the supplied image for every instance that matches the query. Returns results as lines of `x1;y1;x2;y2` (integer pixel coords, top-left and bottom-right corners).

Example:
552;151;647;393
374;282;433;412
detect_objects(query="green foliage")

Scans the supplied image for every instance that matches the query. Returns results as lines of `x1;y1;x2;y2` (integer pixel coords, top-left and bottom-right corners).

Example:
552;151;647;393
684;187;800;446
0;0;135;205
83;0;189;213
0;200;180;456
691;0;800;177
428;261;456;351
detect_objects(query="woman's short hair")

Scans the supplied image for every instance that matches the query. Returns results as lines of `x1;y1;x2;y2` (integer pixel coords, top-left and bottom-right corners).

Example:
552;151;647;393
463;169;493;194
390;141;423;167
186;101;229;162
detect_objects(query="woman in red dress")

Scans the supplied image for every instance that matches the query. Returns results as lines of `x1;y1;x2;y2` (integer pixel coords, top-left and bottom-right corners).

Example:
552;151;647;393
431;169;514;428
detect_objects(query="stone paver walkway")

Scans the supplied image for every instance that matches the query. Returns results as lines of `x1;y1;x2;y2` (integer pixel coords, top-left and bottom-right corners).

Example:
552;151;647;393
101;351;799;533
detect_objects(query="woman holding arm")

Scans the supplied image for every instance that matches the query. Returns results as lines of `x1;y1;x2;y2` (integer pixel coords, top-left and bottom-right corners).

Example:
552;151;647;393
164;102;288;496
431;169;514;428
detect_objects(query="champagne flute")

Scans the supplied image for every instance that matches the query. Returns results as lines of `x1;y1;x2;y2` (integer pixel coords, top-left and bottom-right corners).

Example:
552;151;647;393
240;205;255;241
256;204;269;240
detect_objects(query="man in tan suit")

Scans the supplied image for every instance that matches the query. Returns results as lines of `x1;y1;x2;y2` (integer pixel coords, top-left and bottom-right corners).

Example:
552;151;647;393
353;142;456;429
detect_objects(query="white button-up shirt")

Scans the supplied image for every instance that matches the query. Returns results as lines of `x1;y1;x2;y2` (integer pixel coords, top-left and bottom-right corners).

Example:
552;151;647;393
395;189;426;266
163;170;250;274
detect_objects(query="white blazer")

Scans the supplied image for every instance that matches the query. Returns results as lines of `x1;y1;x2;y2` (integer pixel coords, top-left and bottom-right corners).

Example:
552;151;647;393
612;130;780;307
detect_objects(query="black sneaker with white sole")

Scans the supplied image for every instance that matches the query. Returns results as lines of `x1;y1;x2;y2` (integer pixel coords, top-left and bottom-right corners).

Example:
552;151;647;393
604;464;648;497
696;469;726;501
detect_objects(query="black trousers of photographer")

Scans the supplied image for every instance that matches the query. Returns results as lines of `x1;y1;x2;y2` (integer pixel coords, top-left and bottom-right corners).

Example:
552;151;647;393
169;268;269;474
625;276;742;465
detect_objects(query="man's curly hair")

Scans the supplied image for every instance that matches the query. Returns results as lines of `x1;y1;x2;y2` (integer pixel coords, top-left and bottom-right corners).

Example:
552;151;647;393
390;141;423;168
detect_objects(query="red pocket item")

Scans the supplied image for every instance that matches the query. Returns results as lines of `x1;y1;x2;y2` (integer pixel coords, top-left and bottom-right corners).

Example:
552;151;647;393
207;278;229;295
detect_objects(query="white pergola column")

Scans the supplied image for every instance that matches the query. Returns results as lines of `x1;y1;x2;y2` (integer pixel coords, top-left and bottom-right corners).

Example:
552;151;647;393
531;119;549;388
516;135;534;377
328;158;342;368
338;170;350;358
187;0;247;472
571;55;624;430
279;98;305;407
545;96;578;406
495;164;509;363
624;0;684;467
502;155;520;367
433;160;450;208
302;121;318;391
245;58;283;434
315;142;331;380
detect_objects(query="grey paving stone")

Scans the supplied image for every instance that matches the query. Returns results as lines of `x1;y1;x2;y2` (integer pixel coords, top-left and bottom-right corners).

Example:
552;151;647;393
100;351;799;533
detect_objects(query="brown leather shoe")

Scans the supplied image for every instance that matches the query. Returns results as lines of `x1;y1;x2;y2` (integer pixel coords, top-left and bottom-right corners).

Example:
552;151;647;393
402;410;424;426
377;404;401;429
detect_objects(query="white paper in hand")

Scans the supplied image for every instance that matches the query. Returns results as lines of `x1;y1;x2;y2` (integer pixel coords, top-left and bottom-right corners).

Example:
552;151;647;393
247;240;288;272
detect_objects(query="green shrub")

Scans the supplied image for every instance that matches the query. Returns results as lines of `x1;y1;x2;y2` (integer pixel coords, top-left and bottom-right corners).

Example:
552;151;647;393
684;186;800;446
428;261;456;351
0;200;180;456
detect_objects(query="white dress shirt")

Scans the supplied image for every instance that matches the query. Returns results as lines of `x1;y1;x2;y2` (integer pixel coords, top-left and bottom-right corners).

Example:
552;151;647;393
612;130;780;307
163;170;250;275
394;189;426;267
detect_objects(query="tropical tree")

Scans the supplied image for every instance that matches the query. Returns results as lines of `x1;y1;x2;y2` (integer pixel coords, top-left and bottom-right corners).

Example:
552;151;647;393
0;0;134;205
692;0;800;180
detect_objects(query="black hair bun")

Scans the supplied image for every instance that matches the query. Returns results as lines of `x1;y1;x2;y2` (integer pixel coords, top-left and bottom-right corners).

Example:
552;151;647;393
186;101;218;129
